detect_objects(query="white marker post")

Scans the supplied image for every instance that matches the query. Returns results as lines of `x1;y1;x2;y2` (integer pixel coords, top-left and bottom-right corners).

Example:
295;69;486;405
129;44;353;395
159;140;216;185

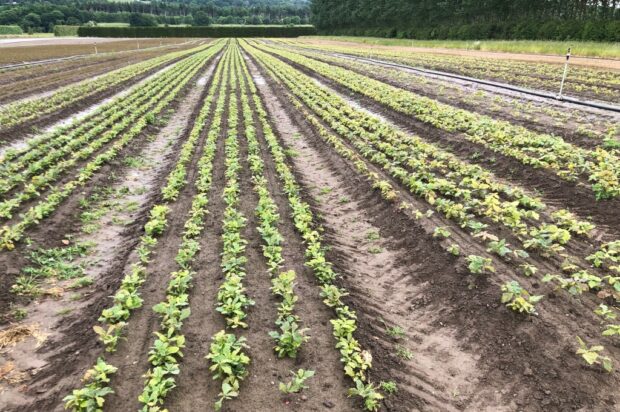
558;47;571;100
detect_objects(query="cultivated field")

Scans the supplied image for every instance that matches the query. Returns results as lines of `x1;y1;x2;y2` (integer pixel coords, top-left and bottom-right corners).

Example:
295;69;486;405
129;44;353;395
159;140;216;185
0;38;197;65
0;38;619;412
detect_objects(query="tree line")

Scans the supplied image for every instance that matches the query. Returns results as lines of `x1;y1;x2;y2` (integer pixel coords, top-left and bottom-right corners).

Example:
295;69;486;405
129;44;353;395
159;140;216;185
0;0;310;32
310;0;620;41
78;24;316;37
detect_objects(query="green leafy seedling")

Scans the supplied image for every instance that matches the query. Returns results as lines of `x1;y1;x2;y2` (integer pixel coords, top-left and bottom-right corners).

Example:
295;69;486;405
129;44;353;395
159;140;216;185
279;369;315;394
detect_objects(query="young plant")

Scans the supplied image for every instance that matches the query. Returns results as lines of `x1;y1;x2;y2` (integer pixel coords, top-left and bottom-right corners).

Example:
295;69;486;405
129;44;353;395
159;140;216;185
595;304;617;320
500;281;543;315
433;226;451;239
278;369;315;394
519;263;538;277
396;345;414;360
93;323;126;352
385;325;405;340
348;379;384;412
602;324;620;337
447;244;460;256
576;336;613;372
269;316;310;358
63;358;117;411
379;380;397;395
206;331;250;411
466;255;495;275
486;239;512;258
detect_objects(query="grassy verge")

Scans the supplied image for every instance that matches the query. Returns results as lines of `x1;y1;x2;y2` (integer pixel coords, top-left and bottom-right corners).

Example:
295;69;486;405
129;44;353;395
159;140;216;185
305;36;620;59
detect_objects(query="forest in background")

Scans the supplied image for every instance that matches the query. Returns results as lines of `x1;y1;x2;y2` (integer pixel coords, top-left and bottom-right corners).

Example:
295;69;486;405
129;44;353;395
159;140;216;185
1;0;619;40
0;0;310;32
310;0;620;41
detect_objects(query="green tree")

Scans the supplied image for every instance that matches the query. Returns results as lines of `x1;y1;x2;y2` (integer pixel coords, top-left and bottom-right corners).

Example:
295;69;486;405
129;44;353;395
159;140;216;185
193;11;211;26
21;12;41;31
128;12;157;27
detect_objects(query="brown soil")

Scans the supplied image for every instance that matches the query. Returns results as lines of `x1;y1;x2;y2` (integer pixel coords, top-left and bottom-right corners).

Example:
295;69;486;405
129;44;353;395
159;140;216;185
0;38;201;65
1;41;619;412
0;41;205;104
245;48;620;411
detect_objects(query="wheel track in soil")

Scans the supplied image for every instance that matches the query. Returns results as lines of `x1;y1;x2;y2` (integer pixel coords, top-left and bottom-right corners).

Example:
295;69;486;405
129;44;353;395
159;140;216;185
243;46;620;411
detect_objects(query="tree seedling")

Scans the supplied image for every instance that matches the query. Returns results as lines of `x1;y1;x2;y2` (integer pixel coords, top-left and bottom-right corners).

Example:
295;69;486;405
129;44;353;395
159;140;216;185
466;255;495;275
379;380;397;395
576;336;613;372
279;369;314;394
500;281;543;315
348;379;383;412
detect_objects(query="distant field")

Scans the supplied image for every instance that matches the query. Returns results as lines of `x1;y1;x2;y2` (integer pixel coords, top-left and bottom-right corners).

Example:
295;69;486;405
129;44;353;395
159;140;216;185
0;37;196;64
309;36;620;59
0;33;54;39
97;23;130;27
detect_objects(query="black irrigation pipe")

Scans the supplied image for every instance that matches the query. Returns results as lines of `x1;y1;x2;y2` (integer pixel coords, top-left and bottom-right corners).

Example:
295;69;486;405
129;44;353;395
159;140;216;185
270;39;620;114
330;52;620;113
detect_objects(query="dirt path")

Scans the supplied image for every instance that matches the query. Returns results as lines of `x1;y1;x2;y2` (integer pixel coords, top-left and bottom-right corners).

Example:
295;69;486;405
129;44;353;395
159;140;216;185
302;39;620;70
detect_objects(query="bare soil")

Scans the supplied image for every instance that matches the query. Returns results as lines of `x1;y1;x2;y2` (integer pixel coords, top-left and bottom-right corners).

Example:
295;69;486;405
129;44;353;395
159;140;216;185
246;49;620;412
0;38;201;65
0;41;619;412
